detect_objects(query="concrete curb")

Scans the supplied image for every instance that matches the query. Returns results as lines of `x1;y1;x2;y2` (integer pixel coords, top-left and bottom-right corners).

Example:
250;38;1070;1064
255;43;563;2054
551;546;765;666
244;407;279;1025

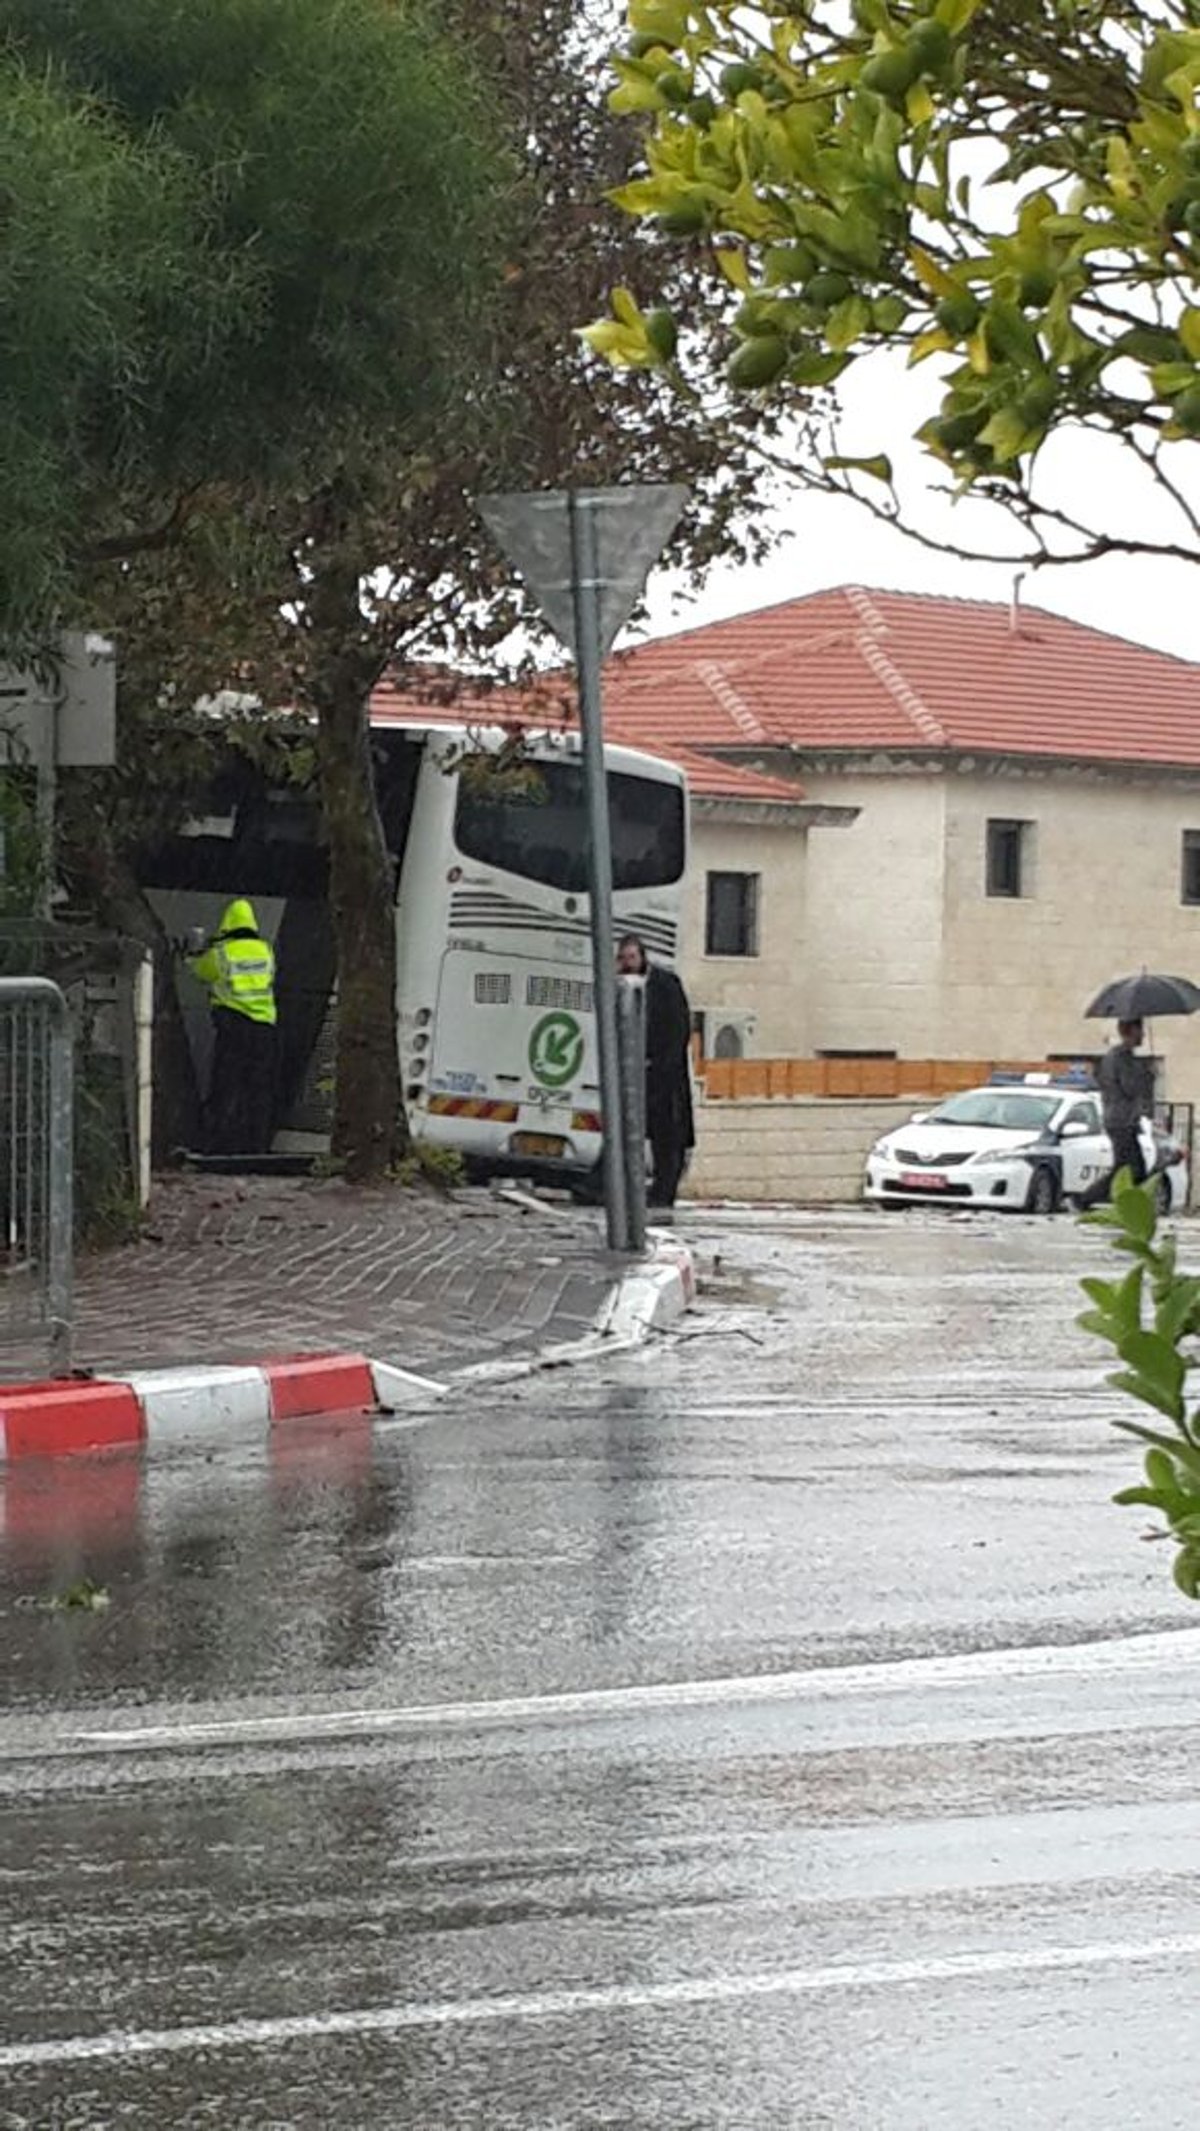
449;1228;697;1385
0;1353;444;1462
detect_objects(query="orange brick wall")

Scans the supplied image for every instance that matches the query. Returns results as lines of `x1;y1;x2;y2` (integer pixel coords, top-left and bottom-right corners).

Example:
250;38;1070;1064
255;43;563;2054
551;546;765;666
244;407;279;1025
696;1057;1054;1101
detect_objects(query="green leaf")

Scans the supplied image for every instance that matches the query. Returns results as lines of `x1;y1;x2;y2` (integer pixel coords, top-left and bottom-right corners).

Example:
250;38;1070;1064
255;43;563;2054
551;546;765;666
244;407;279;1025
1109;1369;1186;1424
1077;1307;1123;1345
1150;362;1199;400
821;452;894;483
936;0;985;32
1081;1265;1144;1327
1112;1421;1200;1483
1173;1549;1200;1600
977;403;1033;463
1155;1277;1200;1344
786;349;850;385
1112;1176;1156;1242
824;293;872;350
1116;1328;1186;1414
1146;1447;1181;1491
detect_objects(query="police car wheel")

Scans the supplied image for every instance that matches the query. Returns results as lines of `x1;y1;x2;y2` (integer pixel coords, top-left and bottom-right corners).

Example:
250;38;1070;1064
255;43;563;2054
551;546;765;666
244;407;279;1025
1025;1165;1059;1216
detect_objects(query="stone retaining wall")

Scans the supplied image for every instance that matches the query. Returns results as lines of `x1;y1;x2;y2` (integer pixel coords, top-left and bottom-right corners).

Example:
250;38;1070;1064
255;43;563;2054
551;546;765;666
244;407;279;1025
684;1096;917;1204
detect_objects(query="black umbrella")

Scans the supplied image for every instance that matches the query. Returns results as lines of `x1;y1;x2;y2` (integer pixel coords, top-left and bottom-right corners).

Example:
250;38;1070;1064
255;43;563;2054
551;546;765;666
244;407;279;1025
1084;972;1200;1019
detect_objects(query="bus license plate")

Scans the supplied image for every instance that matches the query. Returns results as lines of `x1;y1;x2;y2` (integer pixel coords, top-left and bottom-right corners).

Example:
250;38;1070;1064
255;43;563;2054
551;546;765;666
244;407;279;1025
512;1132;567;1160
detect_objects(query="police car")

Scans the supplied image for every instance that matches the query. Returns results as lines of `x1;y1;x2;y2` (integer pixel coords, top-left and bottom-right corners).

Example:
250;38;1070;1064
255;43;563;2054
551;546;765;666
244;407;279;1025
863;1071;1188;1216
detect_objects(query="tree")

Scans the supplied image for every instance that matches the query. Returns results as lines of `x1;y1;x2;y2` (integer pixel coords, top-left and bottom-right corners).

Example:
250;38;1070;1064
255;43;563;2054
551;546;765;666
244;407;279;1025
3;0;502;1177
583;1;1200;576
60;0;770;1174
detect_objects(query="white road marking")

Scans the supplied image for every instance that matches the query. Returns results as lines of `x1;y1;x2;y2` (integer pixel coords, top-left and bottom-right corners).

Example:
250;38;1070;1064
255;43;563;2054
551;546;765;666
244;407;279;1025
71;1626;1200;1752
4;1932;1199;2068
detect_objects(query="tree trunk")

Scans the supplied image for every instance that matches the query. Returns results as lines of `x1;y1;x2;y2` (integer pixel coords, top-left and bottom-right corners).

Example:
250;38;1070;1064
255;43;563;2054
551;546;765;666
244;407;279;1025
307;562;406;1182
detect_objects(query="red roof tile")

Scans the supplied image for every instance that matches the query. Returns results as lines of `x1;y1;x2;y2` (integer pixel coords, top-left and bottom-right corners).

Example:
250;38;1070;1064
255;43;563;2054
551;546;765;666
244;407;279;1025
369;675;810;808
605;585;1200;769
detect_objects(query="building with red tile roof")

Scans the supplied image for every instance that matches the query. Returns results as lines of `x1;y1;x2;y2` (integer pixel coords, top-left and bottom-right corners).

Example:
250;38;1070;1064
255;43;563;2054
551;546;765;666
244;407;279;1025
372;588;1200;1098
598;583;1200;1092
604;583;1200;770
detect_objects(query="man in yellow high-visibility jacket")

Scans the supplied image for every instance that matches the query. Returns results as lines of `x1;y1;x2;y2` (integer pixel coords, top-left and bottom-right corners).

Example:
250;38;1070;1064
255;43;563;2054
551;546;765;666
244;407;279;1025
187;898;278;1155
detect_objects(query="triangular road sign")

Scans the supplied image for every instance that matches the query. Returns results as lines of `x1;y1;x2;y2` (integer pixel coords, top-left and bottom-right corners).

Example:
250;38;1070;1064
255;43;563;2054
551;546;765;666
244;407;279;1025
479;485;688;662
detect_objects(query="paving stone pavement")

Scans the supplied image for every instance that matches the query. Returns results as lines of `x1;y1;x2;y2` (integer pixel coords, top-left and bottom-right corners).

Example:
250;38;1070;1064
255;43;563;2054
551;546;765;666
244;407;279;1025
37;1176;624;1382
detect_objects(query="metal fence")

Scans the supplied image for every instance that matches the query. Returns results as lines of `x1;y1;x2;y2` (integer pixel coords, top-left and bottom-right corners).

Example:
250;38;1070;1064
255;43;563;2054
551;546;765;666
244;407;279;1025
0;977;73;1373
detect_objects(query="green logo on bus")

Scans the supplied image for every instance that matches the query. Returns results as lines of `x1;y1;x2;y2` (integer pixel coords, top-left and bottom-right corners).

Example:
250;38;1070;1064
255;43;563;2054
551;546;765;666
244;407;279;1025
529;1011;583;1089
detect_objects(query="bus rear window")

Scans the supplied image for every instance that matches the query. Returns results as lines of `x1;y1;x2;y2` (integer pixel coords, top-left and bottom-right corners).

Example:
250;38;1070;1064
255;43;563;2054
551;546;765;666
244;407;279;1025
454;762;684;892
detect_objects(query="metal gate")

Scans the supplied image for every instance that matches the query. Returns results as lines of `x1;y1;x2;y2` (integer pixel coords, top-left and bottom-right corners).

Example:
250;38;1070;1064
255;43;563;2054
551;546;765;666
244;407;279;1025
0;978;73;1373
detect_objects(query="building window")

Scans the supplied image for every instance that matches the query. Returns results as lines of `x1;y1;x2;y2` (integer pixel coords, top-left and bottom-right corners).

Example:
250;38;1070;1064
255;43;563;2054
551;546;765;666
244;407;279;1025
705;871;759;956
986;818;1032;899
1182;831;1200;906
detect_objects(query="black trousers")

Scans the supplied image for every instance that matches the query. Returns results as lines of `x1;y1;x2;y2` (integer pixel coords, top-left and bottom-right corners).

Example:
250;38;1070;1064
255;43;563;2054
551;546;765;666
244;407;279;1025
646;1082;691;1210
208;1011;277;1156
1076;1123;1147;1209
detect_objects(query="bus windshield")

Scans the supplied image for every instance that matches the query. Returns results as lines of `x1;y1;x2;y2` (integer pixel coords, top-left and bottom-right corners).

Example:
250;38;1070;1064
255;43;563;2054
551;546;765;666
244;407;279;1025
453;761;685;892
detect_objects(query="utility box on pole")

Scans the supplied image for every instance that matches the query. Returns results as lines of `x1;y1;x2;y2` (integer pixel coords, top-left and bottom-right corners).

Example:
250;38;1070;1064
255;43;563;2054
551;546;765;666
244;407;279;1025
0;634;116;915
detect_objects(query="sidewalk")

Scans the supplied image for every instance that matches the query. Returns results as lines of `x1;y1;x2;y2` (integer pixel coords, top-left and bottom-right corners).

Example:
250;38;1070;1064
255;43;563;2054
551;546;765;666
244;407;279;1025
56;1175;629;1382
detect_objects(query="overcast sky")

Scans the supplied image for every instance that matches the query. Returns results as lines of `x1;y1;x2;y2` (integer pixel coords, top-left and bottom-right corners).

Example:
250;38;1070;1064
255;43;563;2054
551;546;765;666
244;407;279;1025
634;345;1200;664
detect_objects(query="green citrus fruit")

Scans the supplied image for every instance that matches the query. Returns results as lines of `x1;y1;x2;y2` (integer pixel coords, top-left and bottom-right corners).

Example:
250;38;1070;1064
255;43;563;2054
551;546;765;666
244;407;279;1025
907;19;952;71
720;61;763;99
803;269;853;311
645;309;678;361
728;335;788;388
860;47;920;101
1018;266;1057;308
936;291;981;336
656;195;707;236
655;68;691;106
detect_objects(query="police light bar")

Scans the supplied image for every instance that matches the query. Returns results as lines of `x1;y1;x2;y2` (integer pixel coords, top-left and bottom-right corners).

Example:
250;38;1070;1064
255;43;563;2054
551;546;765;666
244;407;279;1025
988;1067;1095;1089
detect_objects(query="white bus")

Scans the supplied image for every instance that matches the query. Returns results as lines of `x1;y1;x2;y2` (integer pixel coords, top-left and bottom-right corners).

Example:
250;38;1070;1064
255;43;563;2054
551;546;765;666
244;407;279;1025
141;718;688;1180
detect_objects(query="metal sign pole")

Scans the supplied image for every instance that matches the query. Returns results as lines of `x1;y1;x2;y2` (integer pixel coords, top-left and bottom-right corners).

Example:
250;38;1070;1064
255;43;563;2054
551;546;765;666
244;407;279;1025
616;975;647;1254
569;491;629;1253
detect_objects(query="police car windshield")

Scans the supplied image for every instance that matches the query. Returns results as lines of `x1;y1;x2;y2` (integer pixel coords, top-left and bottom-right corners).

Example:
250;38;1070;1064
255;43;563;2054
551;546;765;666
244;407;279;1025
930;1090;1060;1131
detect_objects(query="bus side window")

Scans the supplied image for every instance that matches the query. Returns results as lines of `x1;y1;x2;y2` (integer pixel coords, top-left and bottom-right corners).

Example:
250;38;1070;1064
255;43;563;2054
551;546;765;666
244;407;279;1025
373;735;424;890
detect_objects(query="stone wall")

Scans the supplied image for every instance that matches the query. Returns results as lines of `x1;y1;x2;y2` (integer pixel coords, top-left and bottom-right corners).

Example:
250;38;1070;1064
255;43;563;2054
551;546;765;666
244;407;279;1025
684;1095;916;1203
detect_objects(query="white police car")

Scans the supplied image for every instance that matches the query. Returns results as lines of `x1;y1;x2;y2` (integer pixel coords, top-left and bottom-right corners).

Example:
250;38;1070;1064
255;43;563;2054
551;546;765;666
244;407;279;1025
864;1071;1188;1216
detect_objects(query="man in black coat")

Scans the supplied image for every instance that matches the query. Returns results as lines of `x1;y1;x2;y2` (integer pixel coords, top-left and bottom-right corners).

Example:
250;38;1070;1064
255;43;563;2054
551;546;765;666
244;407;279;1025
617;934;695;1210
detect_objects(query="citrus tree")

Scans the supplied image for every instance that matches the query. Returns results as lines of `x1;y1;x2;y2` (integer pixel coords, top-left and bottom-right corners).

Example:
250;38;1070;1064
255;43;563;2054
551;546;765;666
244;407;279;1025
584;0;1200;570
1080;1175;1200;1599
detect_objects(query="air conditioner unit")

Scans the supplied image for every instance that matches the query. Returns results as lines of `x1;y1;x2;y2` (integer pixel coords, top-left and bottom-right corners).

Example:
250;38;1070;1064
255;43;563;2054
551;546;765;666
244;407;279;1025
697;1008;758;1060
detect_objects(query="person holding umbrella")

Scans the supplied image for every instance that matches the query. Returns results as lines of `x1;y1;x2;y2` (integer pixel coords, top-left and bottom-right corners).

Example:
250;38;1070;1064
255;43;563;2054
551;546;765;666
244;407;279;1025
1075;1018;1153;1208
1077;971;1200;1209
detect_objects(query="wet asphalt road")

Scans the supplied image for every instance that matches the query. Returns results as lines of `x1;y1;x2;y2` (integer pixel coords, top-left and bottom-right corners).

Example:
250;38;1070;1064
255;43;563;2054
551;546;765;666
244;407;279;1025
3;1207;1200;2128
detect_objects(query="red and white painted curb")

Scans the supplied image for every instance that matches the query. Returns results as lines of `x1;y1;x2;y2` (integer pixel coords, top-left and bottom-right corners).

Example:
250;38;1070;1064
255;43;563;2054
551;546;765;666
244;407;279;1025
0;1353;445;1463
